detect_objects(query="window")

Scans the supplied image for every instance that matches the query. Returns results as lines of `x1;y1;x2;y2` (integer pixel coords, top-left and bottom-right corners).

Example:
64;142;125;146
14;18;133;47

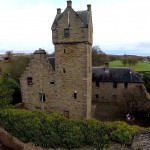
64;28;70;37
27;77;33;85
124;82;128;89
96;81;99;87
64;49;66;53
74;91;77;99
113;82;117;88
96;94;99;99
63;69;66;73
50;81;55;84
39;92;45;102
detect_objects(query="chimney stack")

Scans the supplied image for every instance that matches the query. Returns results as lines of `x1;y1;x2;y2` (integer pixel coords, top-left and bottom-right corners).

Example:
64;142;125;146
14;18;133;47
67;0;72;7
57;8;61;14
87;4;91;11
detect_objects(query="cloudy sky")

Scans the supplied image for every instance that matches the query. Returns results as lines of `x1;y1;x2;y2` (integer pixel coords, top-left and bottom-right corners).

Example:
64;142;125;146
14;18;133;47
0;0;150;56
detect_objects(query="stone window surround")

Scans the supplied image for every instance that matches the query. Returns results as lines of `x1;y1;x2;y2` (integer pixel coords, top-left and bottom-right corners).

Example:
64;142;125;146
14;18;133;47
39;92;45;102
50;81;55;84
27;77;33;85
74;91;77;99
64;28;70;37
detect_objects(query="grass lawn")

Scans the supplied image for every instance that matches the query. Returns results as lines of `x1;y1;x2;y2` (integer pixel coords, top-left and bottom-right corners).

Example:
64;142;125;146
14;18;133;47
109;60;150;72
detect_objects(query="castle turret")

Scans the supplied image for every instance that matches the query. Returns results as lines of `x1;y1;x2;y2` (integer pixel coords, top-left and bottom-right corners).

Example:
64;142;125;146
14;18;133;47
52;1;93;118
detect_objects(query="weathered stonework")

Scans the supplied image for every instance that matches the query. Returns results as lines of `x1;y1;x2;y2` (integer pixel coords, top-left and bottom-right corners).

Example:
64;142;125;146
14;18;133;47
20;50;56;112
52;1;93;118
92;82;148;121
20;1;150;121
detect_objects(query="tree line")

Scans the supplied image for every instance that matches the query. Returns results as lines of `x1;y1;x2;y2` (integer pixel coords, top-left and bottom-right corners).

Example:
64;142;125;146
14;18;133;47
92;46;144;67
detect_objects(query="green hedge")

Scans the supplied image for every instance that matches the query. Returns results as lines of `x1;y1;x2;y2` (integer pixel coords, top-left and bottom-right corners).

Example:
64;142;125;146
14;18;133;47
0;109;140;149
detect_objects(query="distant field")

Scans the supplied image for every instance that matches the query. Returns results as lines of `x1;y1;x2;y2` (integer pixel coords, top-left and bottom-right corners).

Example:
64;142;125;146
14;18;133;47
109;60;150;72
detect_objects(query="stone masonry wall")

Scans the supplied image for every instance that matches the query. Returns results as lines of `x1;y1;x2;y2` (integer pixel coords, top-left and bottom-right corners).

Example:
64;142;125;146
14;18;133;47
92;82;148;121
20;52;56;112
52;7;92;45
55;43;92;118
53;4;93;118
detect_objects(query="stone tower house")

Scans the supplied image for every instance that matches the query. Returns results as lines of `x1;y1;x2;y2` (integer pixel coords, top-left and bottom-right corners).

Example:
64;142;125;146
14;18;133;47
51;1;93;118
20;1;148;121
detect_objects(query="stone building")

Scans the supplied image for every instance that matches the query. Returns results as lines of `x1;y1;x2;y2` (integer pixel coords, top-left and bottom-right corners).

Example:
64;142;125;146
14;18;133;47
92;64;147;121
20;0;92;119
20;1;148;120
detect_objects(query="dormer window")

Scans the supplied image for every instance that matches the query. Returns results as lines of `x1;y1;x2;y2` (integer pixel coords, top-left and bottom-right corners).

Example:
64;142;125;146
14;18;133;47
64;28;70;37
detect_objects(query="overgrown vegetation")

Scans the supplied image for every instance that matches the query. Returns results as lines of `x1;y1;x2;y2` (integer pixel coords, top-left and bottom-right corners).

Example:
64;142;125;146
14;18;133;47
92;46;109;66
0;109;140;149
0;51;31;104
0;74;20;108
138;72;150;93
0;51;30;82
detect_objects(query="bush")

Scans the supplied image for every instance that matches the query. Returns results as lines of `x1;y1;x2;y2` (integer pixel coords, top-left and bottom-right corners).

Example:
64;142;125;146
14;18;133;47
0;109;140;149
0;74;21;108
106;121;139;143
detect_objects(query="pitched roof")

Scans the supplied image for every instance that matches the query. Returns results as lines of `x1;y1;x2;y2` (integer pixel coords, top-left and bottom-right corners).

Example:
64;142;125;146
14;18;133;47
76;11;88;27
92;67;144;83
51;10;89;30
47;58;143;83
47;57;55;71
51;13;62;30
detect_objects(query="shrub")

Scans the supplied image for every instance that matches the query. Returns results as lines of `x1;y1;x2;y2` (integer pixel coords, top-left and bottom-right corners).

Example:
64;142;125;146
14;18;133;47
106;121;140;143
0;109;140;149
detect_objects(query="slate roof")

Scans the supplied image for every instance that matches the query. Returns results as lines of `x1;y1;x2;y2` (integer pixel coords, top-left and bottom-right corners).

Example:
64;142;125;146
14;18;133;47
47;58;143;83
76;11;88;27
51;13;62;30
92;67;144;83
51;10;89;30
47;57;55;71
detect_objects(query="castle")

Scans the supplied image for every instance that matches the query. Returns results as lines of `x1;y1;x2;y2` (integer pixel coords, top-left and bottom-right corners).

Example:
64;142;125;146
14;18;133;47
20;1;148;120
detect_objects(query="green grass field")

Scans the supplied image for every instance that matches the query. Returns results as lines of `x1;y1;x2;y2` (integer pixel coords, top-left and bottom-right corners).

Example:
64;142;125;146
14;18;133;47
109;60;150;72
